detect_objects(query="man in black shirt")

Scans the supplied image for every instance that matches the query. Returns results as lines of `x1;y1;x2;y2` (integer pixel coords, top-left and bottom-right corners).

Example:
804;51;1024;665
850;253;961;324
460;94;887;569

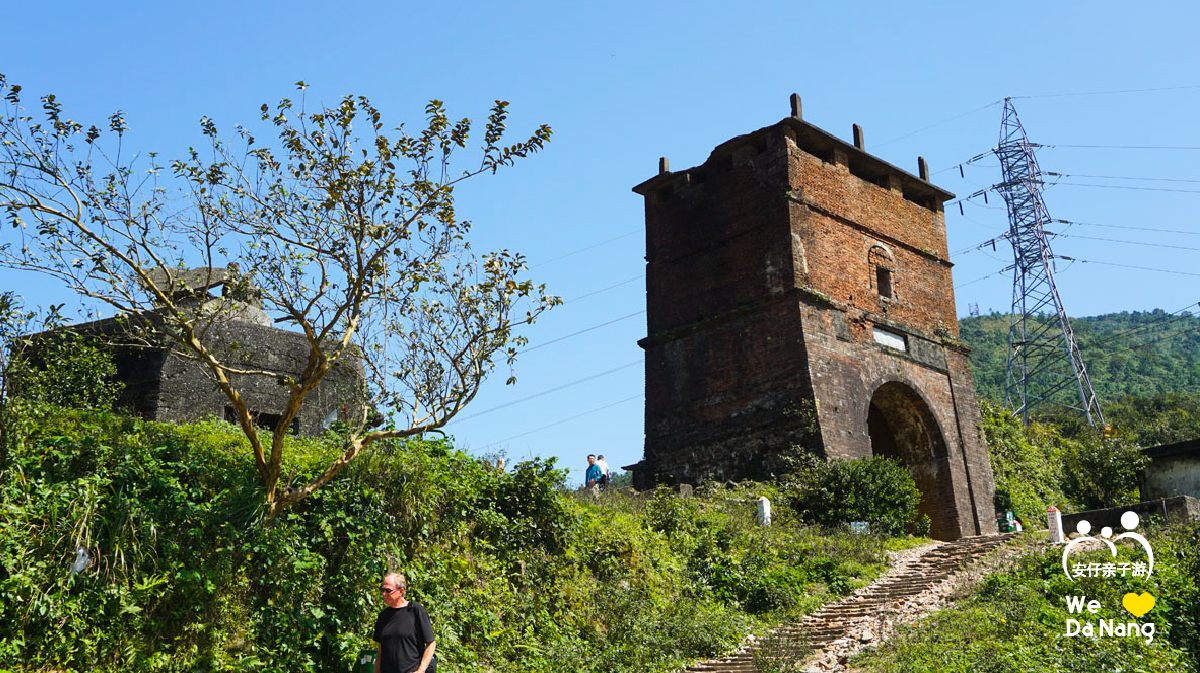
374;573;436;673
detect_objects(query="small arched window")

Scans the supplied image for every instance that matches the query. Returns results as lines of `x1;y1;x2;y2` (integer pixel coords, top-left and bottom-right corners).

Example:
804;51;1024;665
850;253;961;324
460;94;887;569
868;245;895;300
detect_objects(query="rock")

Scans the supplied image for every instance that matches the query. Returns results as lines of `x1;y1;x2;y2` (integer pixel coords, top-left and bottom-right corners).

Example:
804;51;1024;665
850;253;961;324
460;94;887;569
860;629;875;642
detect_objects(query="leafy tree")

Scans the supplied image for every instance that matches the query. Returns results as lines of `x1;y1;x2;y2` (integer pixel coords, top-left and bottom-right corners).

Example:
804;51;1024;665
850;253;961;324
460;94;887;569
784;452;925;536
1103;392;1200;448
980;399;1074;520
1062;432;1149;509
0;76;557;515
8;329;123;411
0;293;72;467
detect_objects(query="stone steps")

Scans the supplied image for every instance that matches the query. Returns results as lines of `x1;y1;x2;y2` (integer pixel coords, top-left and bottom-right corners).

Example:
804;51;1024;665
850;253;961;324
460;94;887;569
680;532;1021;673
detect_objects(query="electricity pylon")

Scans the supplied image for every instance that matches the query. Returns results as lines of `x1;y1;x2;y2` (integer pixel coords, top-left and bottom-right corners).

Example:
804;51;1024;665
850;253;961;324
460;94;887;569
994;98;1104;426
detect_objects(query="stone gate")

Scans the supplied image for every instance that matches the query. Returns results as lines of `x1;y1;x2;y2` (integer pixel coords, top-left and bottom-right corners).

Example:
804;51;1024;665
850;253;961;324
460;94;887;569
627;95;997;539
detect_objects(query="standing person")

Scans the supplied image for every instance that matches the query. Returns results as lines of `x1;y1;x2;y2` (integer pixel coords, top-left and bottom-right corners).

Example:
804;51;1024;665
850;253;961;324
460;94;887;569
585;454;602;488
596;454;610;487
374;573;436;673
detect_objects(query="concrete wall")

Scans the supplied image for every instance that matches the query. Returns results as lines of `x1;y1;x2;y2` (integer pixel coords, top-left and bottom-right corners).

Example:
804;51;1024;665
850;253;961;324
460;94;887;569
34;313;363;437
1142;454;1200;501
1062;496;1200;533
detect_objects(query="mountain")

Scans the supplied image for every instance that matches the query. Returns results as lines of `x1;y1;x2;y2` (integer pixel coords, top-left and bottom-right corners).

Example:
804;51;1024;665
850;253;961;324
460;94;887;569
959;309;1200;404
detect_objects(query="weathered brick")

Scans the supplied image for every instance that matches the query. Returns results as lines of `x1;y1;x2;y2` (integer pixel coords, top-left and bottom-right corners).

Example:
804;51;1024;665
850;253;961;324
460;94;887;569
628;109;997;540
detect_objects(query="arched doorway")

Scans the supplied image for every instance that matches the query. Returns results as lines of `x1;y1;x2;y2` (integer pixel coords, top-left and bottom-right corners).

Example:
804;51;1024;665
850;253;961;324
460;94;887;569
867;382;958;540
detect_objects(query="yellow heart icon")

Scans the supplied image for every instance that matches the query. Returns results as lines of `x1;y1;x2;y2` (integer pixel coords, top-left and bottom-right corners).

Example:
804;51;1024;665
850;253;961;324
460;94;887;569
1122;592;1155;617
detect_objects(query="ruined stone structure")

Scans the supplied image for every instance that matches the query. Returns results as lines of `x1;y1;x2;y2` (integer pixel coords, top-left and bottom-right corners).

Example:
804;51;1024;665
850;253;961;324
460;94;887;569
629;95;996;539
30;266;362;437
1140;438;1200;501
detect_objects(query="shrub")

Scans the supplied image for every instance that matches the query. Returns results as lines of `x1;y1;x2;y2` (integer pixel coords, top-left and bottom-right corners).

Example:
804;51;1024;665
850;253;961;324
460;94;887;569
982;400;1075;522
8;329;123;411
1062;432;1149;509
784;453;924;537
0;405;916;672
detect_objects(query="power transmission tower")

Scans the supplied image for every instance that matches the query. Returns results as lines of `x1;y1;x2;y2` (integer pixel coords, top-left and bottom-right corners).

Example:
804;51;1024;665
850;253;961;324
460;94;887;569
994;98;1104;426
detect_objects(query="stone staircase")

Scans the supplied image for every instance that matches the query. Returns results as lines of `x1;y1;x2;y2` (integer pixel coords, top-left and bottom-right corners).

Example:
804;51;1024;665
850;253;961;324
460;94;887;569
682;532;1022;673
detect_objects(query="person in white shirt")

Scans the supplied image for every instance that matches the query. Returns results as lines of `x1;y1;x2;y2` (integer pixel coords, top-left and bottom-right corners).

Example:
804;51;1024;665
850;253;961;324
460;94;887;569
596;455;610;487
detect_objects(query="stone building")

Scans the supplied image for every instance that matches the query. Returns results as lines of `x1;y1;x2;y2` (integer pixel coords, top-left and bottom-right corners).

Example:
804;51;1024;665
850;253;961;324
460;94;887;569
628;95;996;540
29;266;363;437
1139;438;1200;501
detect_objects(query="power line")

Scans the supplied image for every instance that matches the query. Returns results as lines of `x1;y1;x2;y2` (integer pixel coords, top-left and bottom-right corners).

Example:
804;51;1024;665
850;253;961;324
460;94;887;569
1131;324;1200;350
531;230;639;268
1050;232;1200;253
875;100;1002;149
519;310;645;354
954;266;1009;290
933;150;994;175
881;85;1200;152
476;393;643;450
1011;84;1200;99
1080;302;1200;350
1056;219;1200;237
1071;258;1200;278
564;273;645;303
448;360;641;424
952;231;1008;256
1050;181;1200;195
1037;143;1200;151
1046;172;1200;185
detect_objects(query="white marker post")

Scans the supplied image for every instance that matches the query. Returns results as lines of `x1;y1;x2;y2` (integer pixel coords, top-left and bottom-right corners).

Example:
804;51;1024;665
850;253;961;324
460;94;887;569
1047;505;1064;544
756;496;772;526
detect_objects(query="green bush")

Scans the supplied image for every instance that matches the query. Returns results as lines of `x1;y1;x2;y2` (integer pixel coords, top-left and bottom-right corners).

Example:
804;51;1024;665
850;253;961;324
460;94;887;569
0;404;919;673
8;330;124;411
1062;433;1149;510
785;453;925;537
982;400;1076;522
982;400;1150;519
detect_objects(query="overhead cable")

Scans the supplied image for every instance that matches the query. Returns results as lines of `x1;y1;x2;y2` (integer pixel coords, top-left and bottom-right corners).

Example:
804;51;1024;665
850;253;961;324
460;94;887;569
1050;232;1200;252
1045;172;1200;185
519;310;645;354
1049;181;1200;194
1081;302;1200;350
531;230;639;268
1070;258;1200;278
477;394;643;450
1055;219;1200;237
448;360;641;424
1036;143;1200;151
1011;84;1200;99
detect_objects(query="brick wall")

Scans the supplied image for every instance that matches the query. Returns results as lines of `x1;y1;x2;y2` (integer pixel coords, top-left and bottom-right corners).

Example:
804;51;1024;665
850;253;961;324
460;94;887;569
634;110;997;539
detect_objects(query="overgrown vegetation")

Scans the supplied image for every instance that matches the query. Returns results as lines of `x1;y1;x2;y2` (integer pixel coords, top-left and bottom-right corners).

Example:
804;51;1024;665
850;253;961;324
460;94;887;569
983;400;1148;523
0;404;919;673
783;453;928;537
853;523;1200;672
960;310;1200;405
0;76;559;516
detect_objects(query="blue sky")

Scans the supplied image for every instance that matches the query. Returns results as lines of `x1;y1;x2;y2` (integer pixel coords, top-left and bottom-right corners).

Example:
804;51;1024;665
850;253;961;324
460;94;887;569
3;0;1199;484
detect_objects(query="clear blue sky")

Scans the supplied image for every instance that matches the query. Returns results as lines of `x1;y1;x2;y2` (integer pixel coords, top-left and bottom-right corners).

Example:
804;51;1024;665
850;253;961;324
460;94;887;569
3;1;1199;484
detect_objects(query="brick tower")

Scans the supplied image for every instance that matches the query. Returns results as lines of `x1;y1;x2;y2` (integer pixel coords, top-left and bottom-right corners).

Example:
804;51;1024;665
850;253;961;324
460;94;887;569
630;95;996;540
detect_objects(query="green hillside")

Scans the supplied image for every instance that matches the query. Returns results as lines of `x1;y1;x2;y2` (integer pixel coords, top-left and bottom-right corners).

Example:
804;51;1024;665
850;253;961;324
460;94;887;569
960;310;1200;405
